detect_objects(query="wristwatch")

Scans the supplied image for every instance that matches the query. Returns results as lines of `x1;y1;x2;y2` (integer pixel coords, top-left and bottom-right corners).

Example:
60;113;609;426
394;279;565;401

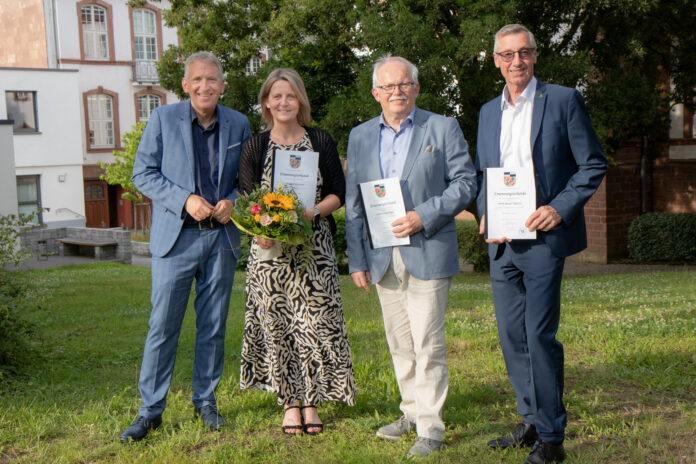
313;206;321;220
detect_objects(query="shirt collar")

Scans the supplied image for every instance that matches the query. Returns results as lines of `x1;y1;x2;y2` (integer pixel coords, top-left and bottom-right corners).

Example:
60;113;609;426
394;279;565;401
379;107;416;131
500;76;537;110
189;102;218;128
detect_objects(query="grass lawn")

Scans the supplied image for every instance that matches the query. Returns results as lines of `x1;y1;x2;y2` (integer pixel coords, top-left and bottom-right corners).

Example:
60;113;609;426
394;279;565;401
1;263;695;463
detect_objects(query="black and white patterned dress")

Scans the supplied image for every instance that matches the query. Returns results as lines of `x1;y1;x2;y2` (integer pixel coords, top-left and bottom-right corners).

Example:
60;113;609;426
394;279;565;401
240;133;356;406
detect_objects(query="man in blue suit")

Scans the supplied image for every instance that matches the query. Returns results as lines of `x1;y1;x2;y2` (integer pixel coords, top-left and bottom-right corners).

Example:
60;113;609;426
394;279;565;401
120;51;251;442
346;55;476;457
476;25;607;463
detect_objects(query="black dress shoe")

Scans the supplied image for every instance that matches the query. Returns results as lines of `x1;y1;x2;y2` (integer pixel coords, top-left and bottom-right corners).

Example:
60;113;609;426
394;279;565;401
526;440;566;464
119;415;162;442
488;422;538;449
195;404;226;430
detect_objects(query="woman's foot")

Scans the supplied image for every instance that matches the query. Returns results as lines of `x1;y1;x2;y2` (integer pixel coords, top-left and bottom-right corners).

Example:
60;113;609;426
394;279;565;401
281;403;303;436
300;405;323;435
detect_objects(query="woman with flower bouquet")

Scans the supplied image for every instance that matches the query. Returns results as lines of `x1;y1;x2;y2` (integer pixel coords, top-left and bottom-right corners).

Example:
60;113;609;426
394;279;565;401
238;68;356;435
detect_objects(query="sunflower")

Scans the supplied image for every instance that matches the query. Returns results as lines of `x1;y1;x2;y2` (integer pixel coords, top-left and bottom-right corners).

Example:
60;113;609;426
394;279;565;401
263;192;294;210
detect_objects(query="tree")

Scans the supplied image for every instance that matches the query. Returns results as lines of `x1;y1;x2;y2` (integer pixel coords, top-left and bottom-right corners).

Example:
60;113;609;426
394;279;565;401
156;0;696;161
98;122;151;232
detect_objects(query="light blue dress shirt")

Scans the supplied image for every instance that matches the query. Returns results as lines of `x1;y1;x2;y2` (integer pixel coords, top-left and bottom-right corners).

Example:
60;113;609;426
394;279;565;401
379;108;416;179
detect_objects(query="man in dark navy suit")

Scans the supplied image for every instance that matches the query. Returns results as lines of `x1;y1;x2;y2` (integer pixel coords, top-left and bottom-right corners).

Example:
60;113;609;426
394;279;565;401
476;24;607;463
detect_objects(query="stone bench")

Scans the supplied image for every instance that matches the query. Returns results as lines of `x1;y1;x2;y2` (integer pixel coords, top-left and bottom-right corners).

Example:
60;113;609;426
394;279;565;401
57;238;118;261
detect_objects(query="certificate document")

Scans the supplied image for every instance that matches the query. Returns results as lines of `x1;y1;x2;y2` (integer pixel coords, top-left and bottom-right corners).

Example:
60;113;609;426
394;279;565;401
272;149;319;209
485;166;537;240
359;177;410;249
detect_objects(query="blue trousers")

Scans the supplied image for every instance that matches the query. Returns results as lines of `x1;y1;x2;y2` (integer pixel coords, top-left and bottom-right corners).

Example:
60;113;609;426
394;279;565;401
489;240;566;443
138;227;237;418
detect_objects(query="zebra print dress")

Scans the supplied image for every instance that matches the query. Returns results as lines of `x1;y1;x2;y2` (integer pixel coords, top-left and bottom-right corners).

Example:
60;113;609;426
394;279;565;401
240;133;356;406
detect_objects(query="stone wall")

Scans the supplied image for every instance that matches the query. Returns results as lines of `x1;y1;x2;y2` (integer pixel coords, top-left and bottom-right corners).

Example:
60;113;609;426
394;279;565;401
21;227;132;264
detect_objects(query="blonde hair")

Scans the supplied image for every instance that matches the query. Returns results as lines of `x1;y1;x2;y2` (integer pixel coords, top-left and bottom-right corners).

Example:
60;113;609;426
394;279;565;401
258;68;311;128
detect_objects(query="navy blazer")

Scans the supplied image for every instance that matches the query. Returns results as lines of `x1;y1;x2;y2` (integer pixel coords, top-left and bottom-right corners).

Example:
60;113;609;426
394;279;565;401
475;81;607;258
132;100;252;258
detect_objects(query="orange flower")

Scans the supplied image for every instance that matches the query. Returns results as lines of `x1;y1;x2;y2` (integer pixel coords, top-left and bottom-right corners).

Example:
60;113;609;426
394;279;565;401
254;214;261;221
273;214;281;222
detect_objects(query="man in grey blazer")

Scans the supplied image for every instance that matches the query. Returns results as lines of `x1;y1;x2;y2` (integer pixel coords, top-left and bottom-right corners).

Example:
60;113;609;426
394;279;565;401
476;25;606;463
120;52;251;442
345;55;476;456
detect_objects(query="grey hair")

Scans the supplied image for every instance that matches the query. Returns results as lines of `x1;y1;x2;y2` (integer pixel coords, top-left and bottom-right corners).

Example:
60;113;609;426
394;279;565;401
493;24;537;52
184;51;224;79
372;54;419;88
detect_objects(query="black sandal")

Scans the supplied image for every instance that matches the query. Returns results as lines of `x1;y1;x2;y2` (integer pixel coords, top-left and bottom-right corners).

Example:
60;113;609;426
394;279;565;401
281;405;303;436
300;405;324;435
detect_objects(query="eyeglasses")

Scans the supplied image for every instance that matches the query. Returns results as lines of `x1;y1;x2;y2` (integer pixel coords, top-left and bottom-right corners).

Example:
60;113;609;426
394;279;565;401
376;82;415;93
495;48;536;62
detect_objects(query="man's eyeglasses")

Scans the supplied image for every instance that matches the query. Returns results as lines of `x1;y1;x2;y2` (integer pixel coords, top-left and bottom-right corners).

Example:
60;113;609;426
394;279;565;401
495;48;536;62
376;82;415;93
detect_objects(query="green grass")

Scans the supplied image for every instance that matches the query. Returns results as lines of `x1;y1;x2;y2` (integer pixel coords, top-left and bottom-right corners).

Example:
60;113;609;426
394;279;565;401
1;264;695;463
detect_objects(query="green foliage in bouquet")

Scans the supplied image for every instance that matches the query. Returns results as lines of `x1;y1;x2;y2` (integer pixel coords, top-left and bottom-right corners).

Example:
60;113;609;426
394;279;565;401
230;186;312;244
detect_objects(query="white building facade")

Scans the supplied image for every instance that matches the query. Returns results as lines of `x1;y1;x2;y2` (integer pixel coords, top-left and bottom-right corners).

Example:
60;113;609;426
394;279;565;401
1;0;179;228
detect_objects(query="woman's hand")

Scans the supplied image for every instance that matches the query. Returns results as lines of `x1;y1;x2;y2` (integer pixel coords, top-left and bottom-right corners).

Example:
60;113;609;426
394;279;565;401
302;208;315;221
256;237;276;249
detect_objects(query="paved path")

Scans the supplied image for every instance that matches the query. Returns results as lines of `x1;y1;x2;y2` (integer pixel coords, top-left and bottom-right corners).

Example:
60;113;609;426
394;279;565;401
16;253;696;275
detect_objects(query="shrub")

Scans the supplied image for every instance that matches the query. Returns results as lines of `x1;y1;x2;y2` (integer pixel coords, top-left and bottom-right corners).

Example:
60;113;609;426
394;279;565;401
332;208;348;274
628;213;696;263
456;220;490;273
0;273;37;381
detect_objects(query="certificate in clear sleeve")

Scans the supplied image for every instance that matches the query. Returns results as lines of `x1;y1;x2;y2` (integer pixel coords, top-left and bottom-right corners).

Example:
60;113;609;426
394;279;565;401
358;177;410;249
272;149;319;209
485;166;537;240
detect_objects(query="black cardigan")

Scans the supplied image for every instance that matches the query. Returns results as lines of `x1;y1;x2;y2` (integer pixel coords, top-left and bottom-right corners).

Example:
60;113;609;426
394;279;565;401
238;127;345;233
239;127;345;202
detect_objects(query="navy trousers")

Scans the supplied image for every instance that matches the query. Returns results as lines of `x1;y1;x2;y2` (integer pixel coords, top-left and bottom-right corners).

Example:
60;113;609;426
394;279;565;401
489;240;566;443
138;227;237;418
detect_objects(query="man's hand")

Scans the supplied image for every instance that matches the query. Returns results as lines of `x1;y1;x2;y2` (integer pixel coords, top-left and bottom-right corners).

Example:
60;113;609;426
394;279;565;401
479;214;510;244
526;205;562;232
351;270;372;291
185;194;214;221
391;211;423;238
213;199;233;224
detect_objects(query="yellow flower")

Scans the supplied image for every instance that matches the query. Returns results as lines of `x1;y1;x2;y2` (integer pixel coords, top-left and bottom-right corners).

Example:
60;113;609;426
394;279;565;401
273;214;280;222
254;214;261;222
263;192;294;210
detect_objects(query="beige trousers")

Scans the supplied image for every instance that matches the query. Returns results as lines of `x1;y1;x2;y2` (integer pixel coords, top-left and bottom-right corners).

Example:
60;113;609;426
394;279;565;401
375;248;451;441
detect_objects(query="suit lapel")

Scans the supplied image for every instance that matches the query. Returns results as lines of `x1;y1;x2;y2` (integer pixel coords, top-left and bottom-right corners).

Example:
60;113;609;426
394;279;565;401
493;103;502;168
531;81;546;155
364;118;383;180
179;101;196;189
217;105;230;188
400;107;426;180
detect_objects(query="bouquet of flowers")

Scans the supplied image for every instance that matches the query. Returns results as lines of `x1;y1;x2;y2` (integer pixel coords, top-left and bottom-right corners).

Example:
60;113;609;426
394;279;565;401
230;185;313;260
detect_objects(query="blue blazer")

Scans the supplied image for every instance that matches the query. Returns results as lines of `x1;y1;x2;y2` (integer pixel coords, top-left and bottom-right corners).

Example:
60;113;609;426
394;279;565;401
475;81;607;258
345;107;476;282
132;100;252;258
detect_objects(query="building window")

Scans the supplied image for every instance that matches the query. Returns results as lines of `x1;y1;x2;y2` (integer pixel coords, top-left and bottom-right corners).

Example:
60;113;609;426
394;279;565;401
245;56;262;75
17;175;42;224
81;5;109;59
133;9;157;61
137;94;161;122
5;91;38;133
87;94;114;147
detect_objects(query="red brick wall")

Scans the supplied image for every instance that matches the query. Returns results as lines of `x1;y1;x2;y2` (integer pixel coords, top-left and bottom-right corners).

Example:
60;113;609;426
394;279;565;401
652;158;696;213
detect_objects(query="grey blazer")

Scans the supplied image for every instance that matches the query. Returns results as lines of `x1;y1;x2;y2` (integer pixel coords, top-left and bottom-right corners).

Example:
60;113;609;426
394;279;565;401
345;107;476;282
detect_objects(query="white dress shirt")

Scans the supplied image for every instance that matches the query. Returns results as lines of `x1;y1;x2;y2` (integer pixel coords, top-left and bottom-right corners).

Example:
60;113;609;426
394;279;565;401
499;76;537;168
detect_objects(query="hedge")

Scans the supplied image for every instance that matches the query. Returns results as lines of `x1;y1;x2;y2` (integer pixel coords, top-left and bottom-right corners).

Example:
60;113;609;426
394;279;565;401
628;213;696;263
456;220;490;273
